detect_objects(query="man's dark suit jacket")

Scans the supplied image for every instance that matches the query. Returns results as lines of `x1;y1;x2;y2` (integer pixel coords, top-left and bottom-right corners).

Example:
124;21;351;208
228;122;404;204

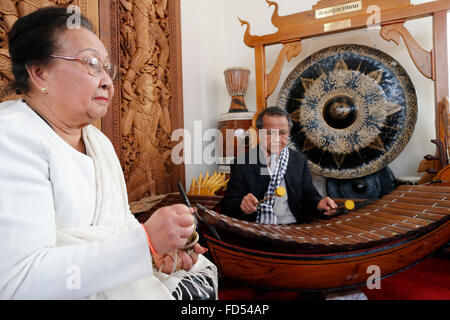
221;146;323;223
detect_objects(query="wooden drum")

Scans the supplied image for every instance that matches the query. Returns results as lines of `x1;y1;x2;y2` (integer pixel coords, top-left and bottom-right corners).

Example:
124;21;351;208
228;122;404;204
218;67;254;170
223;67;250;112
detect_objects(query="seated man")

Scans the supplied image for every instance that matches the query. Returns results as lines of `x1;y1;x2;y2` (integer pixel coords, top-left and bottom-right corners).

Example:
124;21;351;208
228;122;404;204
221;106;337;224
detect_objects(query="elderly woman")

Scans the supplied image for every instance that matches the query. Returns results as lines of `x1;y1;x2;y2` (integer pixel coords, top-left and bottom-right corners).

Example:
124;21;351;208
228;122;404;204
0;7;217;299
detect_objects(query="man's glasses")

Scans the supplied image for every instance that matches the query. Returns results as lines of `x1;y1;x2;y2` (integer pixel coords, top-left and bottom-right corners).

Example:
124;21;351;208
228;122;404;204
49;54;117;80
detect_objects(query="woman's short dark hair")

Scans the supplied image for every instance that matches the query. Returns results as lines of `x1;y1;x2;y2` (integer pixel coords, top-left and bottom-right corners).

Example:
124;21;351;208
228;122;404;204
7;6;93;95
255;106;293;130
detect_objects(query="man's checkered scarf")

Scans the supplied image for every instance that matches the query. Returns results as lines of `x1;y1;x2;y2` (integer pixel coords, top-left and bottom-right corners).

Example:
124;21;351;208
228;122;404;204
256;147;289;224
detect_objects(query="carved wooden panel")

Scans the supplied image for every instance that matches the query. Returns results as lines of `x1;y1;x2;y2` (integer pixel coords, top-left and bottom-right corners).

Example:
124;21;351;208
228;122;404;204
100;0;184;202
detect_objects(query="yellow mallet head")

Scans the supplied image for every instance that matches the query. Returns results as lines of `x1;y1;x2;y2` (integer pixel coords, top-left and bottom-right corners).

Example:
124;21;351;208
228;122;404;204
344;199;355;210
275;186;286;197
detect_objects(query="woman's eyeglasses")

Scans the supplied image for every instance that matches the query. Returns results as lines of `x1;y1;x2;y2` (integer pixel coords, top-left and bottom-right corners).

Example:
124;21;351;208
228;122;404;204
49;54;117;80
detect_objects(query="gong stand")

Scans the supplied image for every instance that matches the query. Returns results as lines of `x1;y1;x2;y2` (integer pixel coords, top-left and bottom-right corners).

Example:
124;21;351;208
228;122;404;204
239;0;450;178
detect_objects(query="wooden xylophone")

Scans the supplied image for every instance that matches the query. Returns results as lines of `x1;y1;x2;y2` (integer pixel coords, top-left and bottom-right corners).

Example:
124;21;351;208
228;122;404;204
195;184;450;291
131;185;450;291
196;185;450;254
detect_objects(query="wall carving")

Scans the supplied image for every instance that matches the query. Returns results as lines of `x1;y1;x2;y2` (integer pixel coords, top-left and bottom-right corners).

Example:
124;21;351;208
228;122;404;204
118;0;182;202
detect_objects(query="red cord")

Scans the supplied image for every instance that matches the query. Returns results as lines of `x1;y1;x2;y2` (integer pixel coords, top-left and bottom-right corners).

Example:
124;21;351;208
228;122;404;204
141;224;158;256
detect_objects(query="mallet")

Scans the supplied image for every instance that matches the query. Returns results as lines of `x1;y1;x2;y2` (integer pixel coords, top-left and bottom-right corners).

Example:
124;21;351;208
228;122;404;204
256;186;286;205
337;199;355;211
177;181;199;254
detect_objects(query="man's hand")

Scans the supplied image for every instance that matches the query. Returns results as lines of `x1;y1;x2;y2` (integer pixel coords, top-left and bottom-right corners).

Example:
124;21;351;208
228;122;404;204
153;243;208;274
240;193;258;214
317;197;337;216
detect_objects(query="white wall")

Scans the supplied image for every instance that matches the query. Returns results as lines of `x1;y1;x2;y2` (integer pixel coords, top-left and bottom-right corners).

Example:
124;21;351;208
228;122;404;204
180;0;227;186
181;0;449;193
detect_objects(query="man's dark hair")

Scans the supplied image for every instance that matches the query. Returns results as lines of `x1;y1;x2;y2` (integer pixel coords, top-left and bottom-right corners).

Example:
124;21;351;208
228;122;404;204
7;6;93;95
255;106;293;129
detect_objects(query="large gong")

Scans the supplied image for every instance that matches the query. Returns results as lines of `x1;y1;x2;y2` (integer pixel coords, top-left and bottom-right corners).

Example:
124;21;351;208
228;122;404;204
278;44;417;179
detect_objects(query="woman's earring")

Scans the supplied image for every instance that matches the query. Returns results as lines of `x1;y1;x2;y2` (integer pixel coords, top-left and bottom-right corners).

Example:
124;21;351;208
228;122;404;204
41;87;48;94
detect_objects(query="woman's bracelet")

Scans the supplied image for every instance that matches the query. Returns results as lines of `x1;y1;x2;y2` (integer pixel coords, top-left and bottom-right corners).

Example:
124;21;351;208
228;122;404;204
141;224;158;256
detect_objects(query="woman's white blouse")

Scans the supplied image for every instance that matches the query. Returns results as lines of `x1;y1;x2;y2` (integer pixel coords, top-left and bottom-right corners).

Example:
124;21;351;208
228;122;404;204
0;100;152;299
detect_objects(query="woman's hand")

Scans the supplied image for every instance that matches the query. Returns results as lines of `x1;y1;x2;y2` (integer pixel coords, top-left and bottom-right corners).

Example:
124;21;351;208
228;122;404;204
153;243;208;274
143;204;195;254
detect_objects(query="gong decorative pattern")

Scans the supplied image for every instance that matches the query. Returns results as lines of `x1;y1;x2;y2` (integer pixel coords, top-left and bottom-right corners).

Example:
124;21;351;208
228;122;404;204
277;44;418;179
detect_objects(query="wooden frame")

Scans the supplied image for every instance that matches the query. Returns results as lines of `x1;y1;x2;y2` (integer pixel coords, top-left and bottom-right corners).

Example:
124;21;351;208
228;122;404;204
240;0;449;145
167;0;186;190
99;0;121;159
